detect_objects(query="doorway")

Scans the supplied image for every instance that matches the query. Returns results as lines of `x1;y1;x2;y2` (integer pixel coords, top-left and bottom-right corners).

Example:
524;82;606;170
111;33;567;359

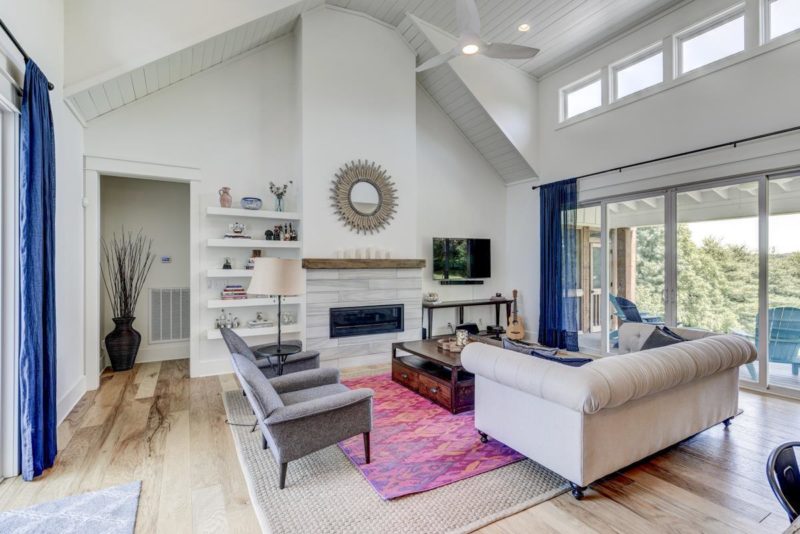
99;176;190;368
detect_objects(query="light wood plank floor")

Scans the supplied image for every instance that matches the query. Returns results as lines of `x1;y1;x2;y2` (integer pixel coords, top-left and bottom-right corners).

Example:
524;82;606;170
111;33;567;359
0;359;796;533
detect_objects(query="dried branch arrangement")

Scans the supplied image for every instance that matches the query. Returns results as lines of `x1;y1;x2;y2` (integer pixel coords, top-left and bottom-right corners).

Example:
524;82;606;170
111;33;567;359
330;160;398;234
101;230;156;318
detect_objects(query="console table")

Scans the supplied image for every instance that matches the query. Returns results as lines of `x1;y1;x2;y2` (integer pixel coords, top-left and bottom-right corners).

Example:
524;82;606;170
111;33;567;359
422;297;513;339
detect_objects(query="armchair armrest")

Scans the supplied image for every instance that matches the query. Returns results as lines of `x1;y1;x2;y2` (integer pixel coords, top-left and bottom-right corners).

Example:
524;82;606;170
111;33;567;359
266;388;373;425
269;368;340;394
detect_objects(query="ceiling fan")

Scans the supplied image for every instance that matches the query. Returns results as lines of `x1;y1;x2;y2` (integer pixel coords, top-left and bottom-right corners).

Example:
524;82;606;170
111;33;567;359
415;0;540;73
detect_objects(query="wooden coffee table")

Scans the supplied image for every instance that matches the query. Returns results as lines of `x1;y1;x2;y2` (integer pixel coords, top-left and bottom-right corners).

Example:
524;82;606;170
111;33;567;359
391;338;474;414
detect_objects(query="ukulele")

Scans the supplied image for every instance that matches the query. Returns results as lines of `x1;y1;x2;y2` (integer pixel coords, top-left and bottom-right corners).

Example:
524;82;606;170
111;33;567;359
507;289;525;340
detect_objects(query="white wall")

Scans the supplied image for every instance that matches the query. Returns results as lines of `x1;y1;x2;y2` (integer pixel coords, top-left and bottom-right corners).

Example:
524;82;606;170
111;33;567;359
298;7;418;258
100;176;190;363
85;37;300;376
0;0;88;423
505;184;539;343
416;87;510;335
63;0;299;89
537;0;800;183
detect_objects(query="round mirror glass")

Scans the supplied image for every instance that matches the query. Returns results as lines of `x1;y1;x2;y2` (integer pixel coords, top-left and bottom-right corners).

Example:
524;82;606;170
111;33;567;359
350;181;380;215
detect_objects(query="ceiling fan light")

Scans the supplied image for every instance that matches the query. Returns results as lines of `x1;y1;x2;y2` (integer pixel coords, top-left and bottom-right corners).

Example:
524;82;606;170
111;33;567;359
518;23;530;32
462;44;480;55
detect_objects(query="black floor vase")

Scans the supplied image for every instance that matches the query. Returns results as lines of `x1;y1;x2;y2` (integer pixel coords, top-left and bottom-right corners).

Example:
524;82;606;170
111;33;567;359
105;317;142;371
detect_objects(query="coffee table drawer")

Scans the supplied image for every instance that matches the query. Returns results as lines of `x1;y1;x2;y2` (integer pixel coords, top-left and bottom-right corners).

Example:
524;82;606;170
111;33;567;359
392;365;419;390
418;375;452;410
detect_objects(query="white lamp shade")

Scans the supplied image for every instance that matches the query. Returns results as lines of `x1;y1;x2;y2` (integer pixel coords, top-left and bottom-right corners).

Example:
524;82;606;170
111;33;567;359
247;258;304;296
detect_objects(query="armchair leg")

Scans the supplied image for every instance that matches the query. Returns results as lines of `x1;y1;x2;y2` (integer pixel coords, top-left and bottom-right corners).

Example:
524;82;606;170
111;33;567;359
570;483;586;500
279;462;288;489
478;431;489;444
262;434;268;450
363;432;371;464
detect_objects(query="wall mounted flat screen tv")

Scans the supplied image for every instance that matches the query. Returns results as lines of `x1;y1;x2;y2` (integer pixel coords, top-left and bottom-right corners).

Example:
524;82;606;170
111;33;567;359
432;238;491;280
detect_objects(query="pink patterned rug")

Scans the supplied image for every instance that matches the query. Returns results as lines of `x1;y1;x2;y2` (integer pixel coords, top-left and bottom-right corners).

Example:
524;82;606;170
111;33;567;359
339;373;524;500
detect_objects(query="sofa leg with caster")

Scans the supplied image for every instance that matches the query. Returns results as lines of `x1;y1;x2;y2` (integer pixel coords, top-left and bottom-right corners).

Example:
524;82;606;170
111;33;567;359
723;417;733;428
478;431;489;443
570;483;586;500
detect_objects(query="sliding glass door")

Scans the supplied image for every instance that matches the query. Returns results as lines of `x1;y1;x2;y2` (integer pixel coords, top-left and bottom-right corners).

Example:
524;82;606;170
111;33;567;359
587;171;800;396
676;181;760;381
603;194;666;353
767;174;800;391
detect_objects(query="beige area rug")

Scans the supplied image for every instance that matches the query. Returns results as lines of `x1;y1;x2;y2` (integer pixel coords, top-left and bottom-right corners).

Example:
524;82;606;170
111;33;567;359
223;390;567;534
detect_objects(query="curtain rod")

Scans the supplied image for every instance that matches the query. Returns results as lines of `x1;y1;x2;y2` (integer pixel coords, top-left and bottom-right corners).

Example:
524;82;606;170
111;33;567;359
531;125;800;190
0;18;55;93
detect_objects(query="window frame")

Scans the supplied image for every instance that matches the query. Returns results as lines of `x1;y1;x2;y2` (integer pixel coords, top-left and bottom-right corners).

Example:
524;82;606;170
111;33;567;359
609;42;664;102
674;3;747;77
559;71;603;122
764;0;800;42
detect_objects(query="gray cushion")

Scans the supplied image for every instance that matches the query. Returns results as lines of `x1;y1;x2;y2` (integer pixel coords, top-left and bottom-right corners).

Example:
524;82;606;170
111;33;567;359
641;327;686;350
279;383;349;406
221;328;257;362
230;352;284;417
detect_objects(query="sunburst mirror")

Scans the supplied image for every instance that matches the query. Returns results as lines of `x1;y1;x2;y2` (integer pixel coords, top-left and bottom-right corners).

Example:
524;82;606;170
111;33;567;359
330;160;398;234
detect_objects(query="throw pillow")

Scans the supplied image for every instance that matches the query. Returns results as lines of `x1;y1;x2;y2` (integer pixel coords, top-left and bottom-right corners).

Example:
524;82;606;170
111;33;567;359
661;326;687;341
503;338;558;356
502;338;592;367
641;326;685;350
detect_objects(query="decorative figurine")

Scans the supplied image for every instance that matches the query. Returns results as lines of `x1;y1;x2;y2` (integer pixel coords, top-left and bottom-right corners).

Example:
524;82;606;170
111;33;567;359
269;180;292;212
222;257;232;270
265;229;274;240
248;311;273;328
218;187;232;208
215;309;227;329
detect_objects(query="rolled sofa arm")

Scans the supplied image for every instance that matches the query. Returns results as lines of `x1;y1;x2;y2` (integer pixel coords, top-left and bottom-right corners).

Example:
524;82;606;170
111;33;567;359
463;335;756;415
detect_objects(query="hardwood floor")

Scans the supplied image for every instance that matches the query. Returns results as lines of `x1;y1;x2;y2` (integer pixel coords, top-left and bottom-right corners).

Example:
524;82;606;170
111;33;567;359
0;359;795;533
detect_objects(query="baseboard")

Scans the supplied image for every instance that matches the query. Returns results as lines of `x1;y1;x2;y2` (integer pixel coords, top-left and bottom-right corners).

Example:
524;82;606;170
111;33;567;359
57;376;87;425
135;346;189;363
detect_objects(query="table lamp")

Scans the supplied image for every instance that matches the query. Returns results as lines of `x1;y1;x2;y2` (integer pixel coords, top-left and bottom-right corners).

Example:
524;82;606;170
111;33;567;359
247;257;304;354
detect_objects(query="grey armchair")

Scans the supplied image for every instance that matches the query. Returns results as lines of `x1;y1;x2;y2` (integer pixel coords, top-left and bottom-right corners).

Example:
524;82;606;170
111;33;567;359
220;327;320;378
230;352;373;489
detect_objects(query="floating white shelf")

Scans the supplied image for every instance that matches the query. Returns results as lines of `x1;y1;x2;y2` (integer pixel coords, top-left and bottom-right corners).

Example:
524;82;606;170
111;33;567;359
207;269;253;278
207;296;303;309
206;207;301;220
207;324;301;340
207;239;302;249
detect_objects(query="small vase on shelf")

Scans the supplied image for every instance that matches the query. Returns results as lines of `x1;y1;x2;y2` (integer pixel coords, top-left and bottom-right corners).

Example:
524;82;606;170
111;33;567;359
274;197;284;212
218;187;232;208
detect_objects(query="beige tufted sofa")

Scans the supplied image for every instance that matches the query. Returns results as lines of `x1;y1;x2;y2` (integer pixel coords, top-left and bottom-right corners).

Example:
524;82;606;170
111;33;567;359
461;328;756;499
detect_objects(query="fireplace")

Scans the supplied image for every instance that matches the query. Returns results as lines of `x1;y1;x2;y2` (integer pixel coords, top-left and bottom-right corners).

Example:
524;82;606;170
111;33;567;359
330;304;405;338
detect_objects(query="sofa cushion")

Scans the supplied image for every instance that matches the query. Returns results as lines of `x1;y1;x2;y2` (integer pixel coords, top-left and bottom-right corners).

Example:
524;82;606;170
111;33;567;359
641;326;686;350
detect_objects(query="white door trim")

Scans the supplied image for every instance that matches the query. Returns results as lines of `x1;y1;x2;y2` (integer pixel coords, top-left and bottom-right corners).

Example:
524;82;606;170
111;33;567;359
83;156;201;390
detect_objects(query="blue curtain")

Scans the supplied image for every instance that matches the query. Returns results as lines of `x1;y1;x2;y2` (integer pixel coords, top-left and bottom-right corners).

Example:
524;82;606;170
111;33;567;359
19;61;57;481
538;178;579;351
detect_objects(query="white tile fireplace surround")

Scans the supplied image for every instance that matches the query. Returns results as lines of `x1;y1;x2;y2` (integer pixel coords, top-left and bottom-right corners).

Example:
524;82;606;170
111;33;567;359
305;263;423;369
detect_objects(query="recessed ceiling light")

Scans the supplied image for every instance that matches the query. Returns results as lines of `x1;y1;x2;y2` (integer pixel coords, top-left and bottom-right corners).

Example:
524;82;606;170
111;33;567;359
462;44;480;55
518;23;530;32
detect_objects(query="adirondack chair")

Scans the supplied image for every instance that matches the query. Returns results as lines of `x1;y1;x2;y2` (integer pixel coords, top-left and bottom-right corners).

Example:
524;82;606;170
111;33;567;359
609;295;665;346
743;307;800;380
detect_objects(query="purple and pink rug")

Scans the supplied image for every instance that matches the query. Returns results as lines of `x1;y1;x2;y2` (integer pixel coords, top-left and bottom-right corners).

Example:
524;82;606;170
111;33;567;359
339;373;524;500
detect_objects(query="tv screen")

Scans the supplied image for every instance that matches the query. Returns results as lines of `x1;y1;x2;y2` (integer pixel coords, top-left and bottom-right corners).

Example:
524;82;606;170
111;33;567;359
433;238;491;280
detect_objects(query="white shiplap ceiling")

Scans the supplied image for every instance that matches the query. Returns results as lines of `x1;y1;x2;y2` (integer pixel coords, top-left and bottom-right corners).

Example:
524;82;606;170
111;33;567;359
66;0;683;181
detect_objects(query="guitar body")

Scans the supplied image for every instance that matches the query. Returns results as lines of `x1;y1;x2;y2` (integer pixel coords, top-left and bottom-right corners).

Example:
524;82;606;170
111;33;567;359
507;289;525;340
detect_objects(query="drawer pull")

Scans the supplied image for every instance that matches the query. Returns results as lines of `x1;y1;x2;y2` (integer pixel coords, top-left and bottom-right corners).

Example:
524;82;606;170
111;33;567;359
401;373;409;380
430;387;439;394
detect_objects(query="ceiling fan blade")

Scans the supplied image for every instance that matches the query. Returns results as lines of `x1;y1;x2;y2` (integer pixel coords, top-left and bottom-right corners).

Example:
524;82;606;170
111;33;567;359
415;49;459;72
456;0;481;37
481;42;540;60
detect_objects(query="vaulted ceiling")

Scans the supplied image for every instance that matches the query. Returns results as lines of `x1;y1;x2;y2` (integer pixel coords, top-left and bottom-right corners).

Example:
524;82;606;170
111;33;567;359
65;0;683;182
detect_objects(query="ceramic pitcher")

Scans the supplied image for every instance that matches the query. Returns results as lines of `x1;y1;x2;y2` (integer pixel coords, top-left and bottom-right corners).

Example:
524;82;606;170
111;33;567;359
218;187;232;208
